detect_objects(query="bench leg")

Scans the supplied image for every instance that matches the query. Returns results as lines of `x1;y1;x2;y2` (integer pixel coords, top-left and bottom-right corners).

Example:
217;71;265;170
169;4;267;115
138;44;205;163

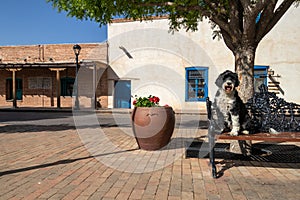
209;130;217;178
210;146;217;178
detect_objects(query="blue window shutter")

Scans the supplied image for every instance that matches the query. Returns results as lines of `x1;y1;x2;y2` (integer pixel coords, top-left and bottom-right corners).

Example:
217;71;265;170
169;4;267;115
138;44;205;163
185;67;208;102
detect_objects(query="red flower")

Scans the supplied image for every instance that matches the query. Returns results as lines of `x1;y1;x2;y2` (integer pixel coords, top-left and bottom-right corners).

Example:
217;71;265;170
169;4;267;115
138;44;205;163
133;100;137;105
151;96;160;103
132;95;165;107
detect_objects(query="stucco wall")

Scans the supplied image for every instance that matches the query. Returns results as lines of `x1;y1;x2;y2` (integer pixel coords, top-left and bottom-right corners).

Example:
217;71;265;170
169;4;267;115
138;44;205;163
108;19;228;111
256;6;300;103
108;7;300;111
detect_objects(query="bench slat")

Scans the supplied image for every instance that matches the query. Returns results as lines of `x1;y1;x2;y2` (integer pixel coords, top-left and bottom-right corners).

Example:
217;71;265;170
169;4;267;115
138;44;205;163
216;132;300;142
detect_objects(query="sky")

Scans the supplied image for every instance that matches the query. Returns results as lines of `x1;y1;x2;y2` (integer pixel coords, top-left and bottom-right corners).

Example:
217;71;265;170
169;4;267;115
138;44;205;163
0;0;107;46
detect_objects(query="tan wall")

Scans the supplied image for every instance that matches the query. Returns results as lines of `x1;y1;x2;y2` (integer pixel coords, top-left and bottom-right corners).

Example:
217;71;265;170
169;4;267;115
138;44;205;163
0;68;75;107
96;69;109;108
0;67;109;108
0;43;107;63
0;43;109;108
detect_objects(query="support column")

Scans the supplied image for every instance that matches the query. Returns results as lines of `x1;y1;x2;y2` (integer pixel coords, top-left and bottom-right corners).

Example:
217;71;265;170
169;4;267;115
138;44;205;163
12;69;17;108
6;68;22;108
93;63;97;109
56;70;61;108
50;68;66;108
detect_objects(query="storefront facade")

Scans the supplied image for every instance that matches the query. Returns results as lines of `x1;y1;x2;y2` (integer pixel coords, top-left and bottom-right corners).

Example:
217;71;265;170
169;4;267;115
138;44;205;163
0;43;109;109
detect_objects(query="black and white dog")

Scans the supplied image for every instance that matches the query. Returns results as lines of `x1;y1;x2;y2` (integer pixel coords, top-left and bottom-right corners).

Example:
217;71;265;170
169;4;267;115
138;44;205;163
214;70;249;136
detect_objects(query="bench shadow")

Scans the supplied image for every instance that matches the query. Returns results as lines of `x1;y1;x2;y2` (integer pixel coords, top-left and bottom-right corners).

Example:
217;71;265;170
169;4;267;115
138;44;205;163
186;140;300;178
0;148;139;176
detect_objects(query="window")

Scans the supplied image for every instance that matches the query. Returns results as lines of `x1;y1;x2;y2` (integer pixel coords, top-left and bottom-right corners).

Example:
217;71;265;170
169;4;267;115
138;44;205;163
186;67;208;101
28;77;52;89
6;78;23;100
254;65;269;93
61;77;75;96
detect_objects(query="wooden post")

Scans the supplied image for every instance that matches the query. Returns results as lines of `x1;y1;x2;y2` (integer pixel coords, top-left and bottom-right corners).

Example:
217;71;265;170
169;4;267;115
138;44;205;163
56;70;61;108
12;69;17;108
49;68;66;108
6;68;22;108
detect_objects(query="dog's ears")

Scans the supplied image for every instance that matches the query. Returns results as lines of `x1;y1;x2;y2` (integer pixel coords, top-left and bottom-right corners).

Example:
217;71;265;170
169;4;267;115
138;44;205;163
215;70;230;87
215;73;224;87
215;70;240;87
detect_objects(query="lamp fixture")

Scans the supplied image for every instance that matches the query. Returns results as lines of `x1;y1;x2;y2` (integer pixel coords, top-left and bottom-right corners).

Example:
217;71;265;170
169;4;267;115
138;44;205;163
73;44;81;56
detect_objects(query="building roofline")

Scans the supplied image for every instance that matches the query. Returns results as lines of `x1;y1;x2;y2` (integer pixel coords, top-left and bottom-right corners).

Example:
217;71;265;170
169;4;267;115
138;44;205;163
0;42;107;48
0;60;108;69
111;15;168;23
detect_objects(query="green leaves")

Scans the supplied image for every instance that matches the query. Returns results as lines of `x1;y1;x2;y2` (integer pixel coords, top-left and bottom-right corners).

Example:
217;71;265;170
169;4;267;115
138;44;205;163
46;0;209;30
46;0;299;46
133;95;160;107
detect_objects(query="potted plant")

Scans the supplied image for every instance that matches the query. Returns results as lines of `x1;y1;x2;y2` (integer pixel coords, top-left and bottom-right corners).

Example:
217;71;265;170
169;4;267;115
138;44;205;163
131;95;175;151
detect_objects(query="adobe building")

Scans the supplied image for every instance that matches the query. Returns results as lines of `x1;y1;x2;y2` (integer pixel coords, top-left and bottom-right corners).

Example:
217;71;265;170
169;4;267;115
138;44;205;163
1;7;299;112
0;43;109;109
107;7;300;112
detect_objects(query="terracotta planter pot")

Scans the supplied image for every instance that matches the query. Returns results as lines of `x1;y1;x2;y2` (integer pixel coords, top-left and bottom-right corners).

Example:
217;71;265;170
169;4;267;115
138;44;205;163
131;106;175;151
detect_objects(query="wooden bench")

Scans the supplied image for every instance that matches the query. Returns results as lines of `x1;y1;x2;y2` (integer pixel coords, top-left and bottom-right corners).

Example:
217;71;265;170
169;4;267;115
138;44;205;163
216;132;300;142
206;85;300;178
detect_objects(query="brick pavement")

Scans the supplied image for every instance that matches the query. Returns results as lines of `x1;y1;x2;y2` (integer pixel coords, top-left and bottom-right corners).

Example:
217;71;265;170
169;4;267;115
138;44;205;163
0;116;300;199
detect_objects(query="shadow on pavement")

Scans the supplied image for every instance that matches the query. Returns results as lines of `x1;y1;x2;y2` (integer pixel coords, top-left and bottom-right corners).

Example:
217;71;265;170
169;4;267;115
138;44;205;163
0;148;139;177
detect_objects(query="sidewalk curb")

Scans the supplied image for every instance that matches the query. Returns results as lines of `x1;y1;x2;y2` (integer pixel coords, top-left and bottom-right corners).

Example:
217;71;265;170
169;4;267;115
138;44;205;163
0;108;207;115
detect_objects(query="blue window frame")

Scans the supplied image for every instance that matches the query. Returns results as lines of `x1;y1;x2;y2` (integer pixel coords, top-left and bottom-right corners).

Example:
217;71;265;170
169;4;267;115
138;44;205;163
254;65;269;93
185;67;208;101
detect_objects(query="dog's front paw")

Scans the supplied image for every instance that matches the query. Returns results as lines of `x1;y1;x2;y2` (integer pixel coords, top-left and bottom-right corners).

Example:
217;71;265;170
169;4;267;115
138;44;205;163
230;131;238;136
230;126;239;136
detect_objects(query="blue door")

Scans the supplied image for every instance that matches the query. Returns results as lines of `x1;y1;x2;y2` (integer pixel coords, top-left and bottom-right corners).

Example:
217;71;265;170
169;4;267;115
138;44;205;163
114;80;131;108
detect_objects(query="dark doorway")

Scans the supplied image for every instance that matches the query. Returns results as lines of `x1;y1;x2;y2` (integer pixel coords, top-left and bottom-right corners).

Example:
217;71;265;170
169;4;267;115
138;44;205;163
6;78;22;100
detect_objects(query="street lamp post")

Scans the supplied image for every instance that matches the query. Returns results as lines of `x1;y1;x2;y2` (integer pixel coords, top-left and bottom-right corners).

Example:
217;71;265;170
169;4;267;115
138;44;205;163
73;44;81;110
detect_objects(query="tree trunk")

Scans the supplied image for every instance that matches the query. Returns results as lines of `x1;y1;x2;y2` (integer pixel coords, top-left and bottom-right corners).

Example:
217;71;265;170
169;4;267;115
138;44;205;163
234;45;256;103
231;45;256;155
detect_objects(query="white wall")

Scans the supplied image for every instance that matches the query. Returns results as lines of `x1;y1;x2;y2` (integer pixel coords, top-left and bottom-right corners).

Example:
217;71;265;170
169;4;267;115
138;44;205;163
108;7;300;111
256;6;300;102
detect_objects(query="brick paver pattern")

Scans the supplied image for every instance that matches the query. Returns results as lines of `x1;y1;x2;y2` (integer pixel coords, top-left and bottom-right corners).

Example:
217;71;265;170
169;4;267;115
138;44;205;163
0;118;300;200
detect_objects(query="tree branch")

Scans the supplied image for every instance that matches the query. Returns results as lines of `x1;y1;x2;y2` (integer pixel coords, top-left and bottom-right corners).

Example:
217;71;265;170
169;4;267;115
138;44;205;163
227;1;243;48
201;0;232;35
256;0;294;41
255;0;278;43
251;0;271;13
239;0;250;9
220;29;236;52
242;0;271;43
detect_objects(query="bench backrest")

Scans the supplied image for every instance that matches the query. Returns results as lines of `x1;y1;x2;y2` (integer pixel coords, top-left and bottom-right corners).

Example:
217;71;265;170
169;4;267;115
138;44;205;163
246;84;300;133
206;84;300;133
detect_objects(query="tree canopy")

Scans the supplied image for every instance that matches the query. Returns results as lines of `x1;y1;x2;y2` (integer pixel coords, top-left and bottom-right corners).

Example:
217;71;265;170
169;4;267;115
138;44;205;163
47;0;299;101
